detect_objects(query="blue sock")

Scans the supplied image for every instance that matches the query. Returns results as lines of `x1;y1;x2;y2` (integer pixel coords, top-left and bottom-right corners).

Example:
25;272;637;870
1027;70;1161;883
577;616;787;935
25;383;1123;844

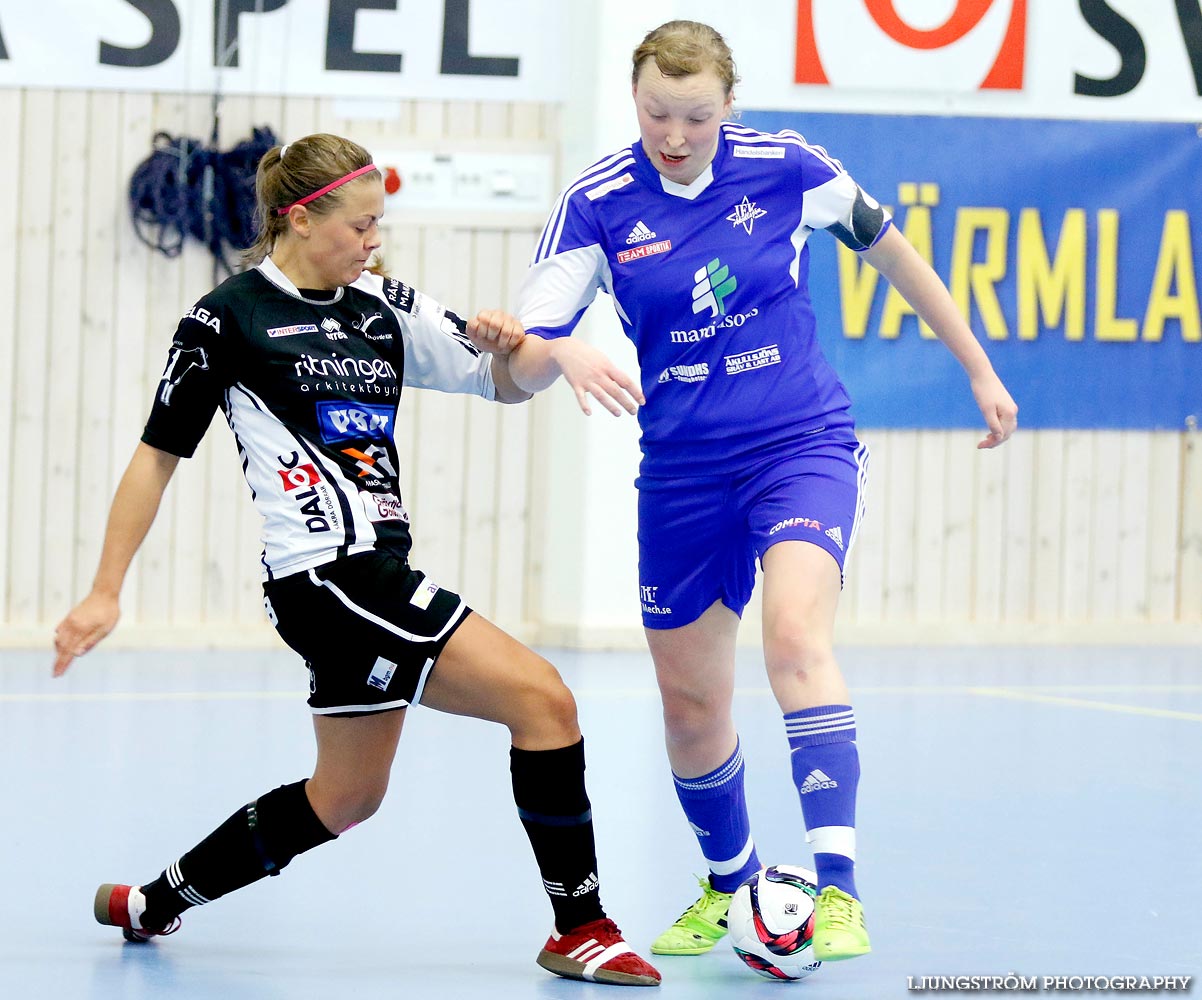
672;739;760;893
785;705;860;899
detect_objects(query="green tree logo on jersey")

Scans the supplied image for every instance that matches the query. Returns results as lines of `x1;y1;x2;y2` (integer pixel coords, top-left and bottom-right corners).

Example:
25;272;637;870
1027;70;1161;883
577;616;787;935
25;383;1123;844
691;258;737;317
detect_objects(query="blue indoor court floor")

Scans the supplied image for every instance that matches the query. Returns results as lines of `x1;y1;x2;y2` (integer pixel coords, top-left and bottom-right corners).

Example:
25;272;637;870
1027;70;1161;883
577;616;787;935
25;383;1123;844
1;644;1199;999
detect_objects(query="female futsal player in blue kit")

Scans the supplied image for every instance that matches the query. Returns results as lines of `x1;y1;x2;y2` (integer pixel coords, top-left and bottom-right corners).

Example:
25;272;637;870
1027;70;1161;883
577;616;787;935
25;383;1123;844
509;20;1017;963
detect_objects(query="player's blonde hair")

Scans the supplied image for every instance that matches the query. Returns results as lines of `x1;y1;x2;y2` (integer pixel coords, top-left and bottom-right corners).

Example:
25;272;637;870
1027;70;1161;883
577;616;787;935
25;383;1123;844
631;20;739;95
242;133;376;266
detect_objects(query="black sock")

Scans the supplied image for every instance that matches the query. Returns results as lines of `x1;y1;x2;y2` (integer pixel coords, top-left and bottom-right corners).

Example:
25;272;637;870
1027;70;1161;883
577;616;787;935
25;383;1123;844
140;779;336;930
510;739;606;932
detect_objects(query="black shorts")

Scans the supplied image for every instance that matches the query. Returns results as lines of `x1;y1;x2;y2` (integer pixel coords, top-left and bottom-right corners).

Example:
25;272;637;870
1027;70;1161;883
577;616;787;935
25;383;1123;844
263;550;472;717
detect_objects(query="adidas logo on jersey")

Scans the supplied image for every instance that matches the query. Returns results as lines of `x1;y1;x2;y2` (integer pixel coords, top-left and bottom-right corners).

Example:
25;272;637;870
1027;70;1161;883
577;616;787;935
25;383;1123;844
825;525;844;551
572;872;600;897
625;220;657;244
799;769;838;794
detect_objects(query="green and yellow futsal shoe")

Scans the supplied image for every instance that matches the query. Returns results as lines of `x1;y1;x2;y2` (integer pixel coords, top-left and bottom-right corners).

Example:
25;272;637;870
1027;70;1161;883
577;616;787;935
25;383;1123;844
649;878;733;956
812;885;871;961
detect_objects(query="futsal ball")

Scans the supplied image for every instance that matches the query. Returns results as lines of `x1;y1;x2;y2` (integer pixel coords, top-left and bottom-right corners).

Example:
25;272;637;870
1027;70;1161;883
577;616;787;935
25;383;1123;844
728;864;822;981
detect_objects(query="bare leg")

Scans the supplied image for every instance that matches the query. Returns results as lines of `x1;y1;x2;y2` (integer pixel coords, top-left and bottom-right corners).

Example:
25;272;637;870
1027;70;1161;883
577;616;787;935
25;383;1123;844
646;600;758;957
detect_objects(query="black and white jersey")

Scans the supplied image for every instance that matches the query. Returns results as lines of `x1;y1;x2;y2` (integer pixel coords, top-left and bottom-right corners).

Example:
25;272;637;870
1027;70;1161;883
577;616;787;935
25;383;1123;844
142;258;495;580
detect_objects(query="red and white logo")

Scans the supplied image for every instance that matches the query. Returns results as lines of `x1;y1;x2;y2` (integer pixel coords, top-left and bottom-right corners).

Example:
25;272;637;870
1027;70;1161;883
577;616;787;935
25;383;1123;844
795;0;1027;91
616;239;672;264
278;464;321;491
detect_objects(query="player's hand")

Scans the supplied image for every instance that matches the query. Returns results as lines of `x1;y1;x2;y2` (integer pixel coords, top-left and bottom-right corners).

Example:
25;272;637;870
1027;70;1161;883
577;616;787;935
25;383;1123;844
52;592;120;677
550;339;644;417
467;310;525;356
971;372;1018;449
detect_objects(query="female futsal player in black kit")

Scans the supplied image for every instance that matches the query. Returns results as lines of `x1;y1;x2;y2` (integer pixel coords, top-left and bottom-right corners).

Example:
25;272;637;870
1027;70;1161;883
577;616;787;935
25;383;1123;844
52;132;660;988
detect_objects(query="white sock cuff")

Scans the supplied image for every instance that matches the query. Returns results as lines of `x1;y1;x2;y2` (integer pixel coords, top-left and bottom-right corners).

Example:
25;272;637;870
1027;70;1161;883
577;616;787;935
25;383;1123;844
705;833;756;876
805;825;856;860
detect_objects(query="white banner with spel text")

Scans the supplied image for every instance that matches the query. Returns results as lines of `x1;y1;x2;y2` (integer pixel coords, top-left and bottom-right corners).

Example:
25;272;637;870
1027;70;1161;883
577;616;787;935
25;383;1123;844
0;0;568;101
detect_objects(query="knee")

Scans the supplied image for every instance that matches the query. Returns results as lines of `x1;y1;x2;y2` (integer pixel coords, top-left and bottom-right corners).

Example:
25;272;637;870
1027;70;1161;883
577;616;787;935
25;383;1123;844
763;621;835;683
511;656;580;745
308;777;389;834
542;676;579;735
659;682;728;745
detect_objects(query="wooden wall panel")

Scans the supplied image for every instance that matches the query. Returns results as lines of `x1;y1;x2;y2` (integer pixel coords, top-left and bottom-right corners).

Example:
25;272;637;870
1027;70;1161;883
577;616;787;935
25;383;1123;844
41;91;89;622
405;227;470;592
1117;432;1152;618
8;89;56;625
1089;431;1123;621
494;230;540;629
912;432;948;622
1000;432;1035;621
1144;434;1182;620
0;90;21;632
972;438;1007;624
107;92;156;622
1179;433;1202;620
74;91;123;617
1030;430;1066;622
1060;431;1095;622
940;432;976;622
880;429;918;621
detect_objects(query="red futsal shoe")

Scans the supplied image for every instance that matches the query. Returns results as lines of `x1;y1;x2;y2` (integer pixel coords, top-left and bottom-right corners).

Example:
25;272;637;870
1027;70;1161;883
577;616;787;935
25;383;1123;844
94;884;181;943
537;917;661;986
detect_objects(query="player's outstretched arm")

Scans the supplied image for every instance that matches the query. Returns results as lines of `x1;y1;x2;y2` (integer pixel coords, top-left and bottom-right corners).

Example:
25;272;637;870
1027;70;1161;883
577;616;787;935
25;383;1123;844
508;333;644;417
862;226;1018;449
465;309;534;404
52;443;180;676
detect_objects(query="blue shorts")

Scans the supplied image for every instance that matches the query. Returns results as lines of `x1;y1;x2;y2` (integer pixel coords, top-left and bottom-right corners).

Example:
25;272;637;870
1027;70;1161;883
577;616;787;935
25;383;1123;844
636;437;869;629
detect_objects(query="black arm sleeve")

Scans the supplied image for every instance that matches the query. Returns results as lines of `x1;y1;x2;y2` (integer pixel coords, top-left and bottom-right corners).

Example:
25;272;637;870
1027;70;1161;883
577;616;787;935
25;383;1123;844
141;300;230;459
826;185;889;252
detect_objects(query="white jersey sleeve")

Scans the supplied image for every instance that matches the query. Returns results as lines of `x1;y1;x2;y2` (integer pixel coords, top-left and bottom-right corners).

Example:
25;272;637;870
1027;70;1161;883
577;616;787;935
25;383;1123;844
517;150;636;338
793;140;891;251
517;243;610;338
357;272;496;400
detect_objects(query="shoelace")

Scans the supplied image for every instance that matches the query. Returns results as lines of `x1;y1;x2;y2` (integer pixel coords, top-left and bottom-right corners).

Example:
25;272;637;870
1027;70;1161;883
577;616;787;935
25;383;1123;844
819;892;859;930
567;917;622;940
673;879;728;923
138;916;182;938
595;918;622;939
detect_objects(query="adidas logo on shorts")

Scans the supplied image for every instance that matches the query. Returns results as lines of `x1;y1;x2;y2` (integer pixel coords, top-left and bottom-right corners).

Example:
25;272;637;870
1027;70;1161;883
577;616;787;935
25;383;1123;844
825;525;844;551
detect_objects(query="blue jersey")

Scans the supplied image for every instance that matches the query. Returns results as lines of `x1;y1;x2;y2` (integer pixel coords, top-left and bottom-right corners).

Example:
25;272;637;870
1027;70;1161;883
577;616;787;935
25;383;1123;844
517;123;891;477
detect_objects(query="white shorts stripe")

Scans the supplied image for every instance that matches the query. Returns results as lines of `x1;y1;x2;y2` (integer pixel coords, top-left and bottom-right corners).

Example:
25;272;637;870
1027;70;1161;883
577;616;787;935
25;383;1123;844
311;698;412;716
410;656;437;707
308;569;466;644
847;443;870;555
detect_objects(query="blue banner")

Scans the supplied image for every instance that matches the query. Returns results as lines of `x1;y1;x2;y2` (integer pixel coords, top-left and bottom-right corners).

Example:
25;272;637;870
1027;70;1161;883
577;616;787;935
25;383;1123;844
739;111;1202;429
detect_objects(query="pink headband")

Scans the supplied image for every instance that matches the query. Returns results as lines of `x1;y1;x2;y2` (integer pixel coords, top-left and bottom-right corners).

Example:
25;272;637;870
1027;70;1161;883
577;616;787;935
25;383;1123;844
276;164;380;216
